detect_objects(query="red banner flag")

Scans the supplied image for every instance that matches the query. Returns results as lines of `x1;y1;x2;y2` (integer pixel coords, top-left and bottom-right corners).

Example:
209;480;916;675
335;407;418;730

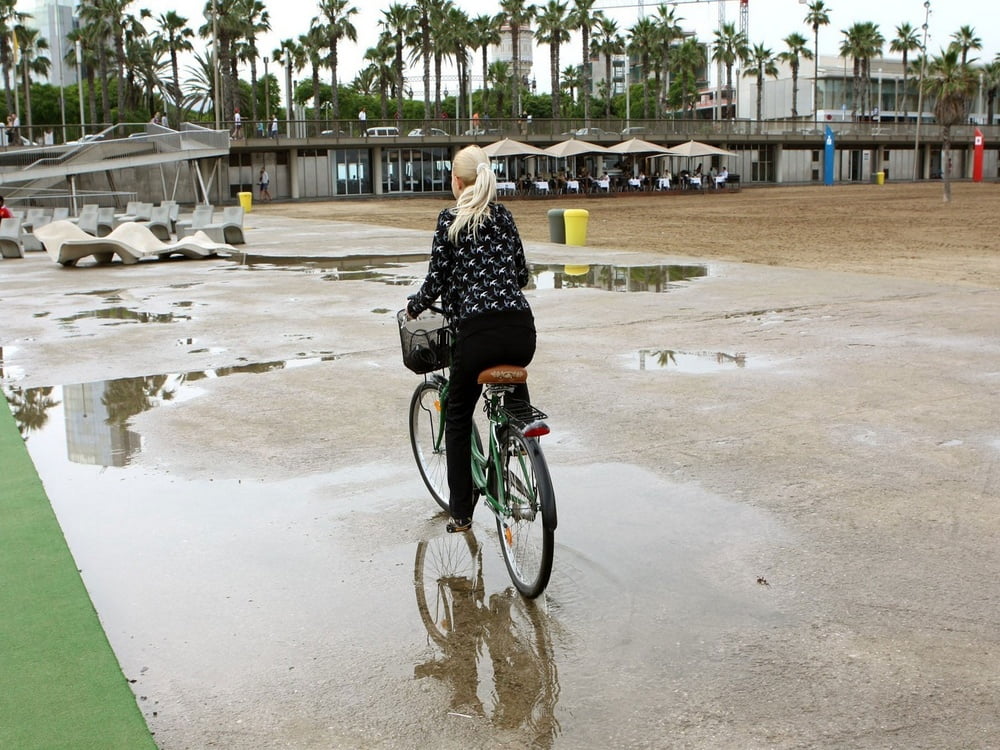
973;128;984;183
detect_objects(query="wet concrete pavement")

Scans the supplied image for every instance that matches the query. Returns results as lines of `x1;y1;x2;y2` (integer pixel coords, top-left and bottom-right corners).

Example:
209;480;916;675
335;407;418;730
2;211;999;749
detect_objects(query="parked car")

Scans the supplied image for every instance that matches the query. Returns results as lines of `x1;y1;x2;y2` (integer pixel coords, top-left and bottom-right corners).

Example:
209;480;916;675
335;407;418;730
320;129;347;136
366;126;400;137
408;128;449;136
621;126;648;135
573;127;614;137
463;127;502;136
65;133;105;145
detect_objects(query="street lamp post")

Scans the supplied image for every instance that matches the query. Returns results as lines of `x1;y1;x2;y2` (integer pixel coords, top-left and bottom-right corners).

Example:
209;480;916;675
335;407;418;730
75;40;84;137
263;56;270;122
913;0;930;180
212;0;221;130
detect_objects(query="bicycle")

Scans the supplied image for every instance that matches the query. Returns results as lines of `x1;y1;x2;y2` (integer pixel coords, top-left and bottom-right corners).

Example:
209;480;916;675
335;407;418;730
399;307;557;598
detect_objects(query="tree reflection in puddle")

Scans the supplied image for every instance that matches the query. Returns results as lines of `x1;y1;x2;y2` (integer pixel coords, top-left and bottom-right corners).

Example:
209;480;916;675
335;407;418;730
2;356;337;466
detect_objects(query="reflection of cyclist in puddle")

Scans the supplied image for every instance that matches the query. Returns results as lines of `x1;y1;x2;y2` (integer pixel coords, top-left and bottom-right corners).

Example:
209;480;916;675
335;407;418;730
414;536;560;746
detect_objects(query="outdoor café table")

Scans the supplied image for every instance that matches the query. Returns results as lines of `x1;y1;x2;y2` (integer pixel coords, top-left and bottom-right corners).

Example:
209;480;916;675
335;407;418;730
497;181;517;196
628;178;642;191
656;177;671;190
689;176;702;190
597;178;610;192
566;179;580;193
715;176;727;189
534;181;550;195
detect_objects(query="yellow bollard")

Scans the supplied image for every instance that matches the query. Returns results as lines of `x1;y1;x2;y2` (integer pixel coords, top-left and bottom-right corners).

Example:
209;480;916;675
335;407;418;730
564;208;589;246
238;191;253;213
876;171;885;186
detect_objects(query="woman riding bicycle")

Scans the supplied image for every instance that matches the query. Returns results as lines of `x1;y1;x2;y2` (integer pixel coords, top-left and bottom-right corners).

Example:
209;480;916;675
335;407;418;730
406;145;536;534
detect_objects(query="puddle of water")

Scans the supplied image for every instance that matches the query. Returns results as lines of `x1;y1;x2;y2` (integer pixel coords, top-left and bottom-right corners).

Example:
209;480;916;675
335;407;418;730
2;356;337;467
218;255;707;294
533;263;708;292
58;307;190;328
634;348;748;372
0;345;26;382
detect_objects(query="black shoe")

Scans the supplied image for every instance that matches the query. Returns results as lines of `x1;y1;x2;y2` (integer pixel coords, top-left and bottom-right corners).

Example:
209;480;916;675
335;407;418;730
446;517;473;533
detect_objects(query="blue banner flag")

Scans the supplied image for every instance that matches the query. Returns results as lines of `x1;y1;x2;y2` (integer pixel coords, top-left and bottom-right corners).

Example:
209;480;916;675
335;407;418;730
823;126;835;186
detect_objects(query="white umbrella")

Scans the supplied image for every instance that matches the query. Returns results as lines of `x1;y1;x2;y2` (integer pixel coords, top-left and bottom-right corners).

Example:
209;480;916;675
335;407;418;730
607;137;673;155
483;138;549;157
666;139;735;157
544;139;610;157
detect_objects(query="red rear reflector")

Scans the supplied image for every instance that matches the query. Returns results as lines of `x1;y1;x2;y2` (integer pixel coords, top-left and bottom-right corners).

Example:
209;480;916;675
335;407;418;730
522;421;550;438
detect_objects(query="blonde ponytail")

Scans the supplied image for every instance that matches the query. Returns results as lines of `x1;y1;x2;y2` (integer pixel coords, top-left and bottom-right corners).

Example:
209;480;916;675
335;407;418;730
448;145;497;244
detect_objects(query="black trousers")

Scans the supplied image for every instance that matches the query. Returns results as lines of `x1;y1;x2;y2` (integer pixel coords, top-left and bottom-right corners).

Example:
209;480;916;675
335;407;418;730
446;311;536;520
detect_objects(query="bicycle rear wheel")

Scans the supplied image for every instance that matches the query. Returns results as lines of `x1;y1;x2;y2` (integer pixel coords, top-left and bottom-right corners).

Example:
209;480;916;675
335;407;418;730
495;427;555;598
410;380;449;512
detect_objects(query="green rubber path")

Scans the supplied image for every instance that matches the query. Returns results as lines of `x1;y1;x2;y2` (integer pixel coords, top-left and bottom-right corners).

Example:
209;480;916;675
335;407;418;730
0;393;157;749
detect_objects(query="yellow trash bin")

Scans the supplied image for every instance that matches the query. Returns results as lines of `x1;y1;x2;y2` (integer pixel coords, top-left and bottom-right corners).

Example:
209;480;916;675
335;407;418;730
238;191;253;213
876;171;885;186
564;208;589;246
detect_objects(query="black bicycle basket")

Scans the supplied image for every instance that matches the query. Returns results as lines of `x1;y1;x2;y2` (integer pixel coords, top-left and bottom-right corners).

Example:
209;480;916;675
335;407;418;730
398;309;451;374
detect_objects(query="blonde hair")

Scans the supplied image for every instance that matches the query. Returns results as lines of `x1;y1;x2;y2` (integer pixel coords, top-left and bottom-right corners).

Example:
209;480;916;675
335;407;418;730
448;145;497;244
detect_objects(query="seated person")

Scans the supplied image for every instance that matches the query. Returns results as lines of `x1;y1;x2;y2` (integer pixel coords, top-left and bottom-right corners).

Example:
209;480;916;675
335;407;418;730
716;166;729;187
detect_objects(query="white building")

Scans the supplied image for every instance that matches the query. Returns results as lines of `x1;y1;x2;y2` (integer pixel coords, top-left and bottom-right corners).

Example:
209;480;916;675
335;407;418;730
17;0;76;88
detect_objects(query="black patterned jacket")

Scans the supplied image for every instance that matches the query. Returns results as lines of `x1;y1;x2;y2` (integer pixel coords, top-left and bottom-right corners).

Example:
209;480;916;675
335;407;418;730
407;203;531;329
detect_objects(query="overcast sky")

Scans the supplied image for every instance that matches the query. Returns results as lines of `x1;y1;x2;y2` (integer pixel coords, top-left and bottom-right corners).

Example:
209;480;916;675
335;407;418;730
166;0;993;95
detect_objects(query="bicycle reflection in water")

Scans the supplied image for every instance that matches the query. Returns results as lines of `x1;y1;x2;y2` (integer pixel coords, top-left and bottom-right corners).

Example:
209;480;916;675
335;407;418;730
414;534;561;746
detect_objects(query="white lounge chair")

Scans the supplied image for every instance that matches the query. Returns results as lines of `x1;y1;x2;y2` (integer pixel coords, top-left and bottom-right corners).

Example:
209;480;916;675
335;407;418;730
34;219;234;266
175;205;214;238
140;205;173;241
0;217;24;258
200;205;245;244
96;207;117;237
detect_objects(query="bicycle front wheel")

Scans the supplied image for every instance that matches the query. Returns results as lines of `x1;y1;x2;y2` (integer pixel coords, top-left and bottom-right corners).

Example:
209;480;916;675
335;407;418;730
410;380;450;512
495;427;555;598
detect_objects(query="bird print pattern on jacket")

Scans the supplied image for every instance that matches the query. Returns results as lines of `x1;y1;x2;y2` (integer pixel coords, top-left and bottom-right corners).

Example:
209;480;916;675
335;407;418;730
408;203;531;328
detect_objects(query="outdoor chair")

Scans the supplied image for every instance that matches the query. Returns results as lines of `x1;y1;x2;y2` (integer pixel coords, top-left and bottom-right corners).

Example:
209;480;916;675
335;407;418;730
199;205;245;245
0;217;24;258
96;207;117;237
175;205;214;238
141;205;173;241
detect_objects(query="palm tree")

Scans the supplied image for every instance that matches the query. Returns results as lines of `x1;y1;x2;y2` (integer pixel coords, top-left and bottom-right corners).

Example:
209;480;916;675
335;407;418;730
273;36;306;123
0;0;30;115
744;42;778;129
950;25;981;66
840;22;882;120
299;26;325;134
362;33;395;117
14;25;49;137
437;5;473;121
669;37;705;119
182;50;216;115
568;0;601;125
380;3;414;119
890;23;920;120
592;15;622;118
779;32;812;119
487;59;512;115
78;1;113;124
560;64;582;112
66;25;100;127
411;0;439;120
317;0;357;120
500;0;535;119
713;21;749;120
535;0;570;119
983;57;1000;125
804;1;830;125
652;4;683;119
923;46;977;201
470;14;501;116
153;11;194;126
199;0;247;127
628;17;658;119
235;0;270;124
